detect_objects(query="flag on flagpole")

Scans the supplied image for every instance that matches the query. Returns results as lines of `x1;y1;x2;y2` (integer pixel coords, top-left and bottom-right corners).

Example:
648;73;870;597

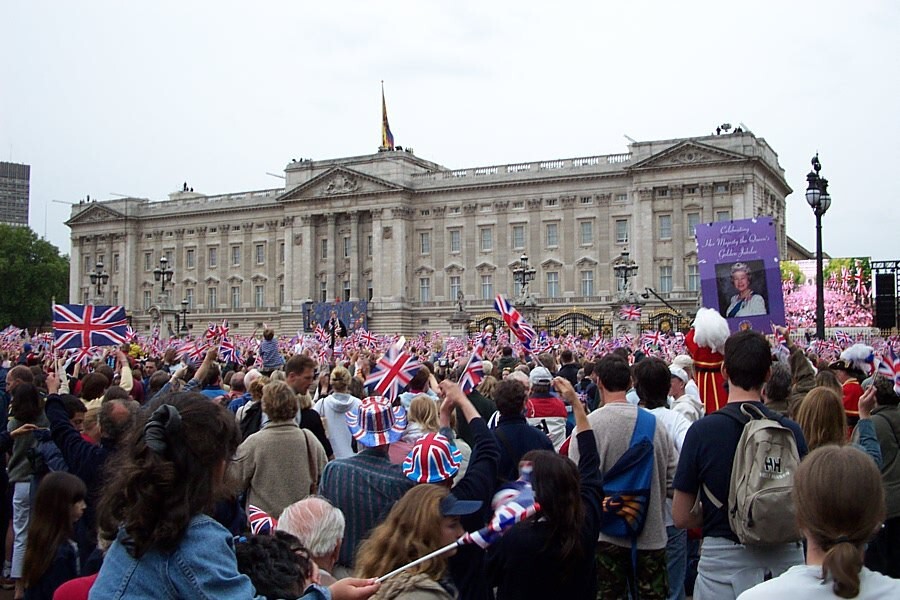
381;82;395;150
493;295;536;350
459;333;491;394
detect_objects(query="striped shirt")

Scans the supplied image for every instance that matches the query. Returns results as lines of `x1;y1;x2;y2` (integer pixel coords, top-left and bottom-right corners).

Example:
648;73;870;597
320;447;415;567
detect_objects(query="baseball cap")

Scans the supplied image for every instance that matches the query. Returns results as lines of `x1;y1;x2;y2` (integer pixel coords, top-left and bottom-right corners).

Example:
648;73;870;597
439;493;482;517
529;367;553;386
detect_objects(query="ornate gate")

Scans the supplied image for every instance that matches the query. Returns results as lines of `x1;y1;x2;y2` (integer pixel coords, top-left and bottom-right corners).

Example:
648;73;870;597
642;308;687;333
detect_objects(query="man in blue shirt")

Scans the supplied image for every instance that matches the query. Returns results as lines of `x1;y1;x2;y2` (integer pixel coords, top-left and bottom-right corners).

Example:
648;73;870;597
673;330;808;600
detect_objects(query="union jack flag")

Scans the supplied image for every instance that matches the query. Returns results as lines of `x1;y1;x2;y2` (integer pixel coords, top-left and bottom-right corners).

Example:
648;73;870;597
53;304;128;350
124;326;137;342
247;504;277;535
619;305;642;321
66;346;99;368
219;336;241;364
493;295;536;349
357;329;378;347
641;330;663;348
459;333;491;394
834;330;854;347
314;324;328;343
179;339;208;364
876;346;900;395
613;333;633;349
365;344;422;399
204;322;219;340
460;475;540;549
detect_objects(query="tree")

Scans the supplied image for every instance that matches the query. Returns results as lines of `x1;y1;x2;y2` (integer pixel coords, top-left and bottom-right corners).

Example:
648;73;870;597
780;260;804;286
0;225;69;328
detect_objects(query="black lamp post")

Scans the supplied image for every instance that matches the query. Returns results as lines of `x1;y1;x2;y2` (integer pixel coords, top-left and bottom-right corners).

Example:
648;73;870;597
180;299;190;336
512;253;536;300
88;261;109;303
613;249;639;300
805;154;832;340
153;256;175;295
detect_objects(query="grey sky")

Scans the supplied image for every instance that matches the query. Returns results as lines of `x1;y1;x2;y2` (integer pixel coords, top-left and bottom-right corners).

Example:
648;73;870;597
3;1;897;261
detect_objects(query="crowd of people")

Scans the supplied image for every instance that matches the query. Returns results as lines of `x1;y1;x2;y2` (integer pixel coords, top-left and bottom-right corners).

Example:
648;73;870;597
0;308;898;599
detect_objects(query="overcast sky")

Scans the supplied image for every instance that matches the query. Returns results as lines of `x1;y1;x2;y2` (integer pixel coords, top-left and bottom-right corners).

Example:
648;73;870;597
3;1;897;261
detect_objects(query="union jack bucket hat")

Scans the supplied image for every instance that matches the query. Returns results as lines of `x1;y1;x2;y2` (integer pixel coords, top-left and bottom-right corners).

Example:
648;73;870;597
402;432;463;484
346;396;407;447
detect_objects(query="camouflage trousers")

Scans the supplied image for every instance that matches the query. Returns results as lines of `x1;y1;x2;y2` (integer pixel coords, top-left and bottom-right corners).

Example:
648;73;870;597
595;541;668;599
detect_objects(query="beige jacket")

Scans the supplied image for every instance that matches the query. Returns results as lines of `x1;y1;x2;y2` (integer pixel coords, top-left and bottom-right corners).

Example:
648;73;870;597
230;421;328;518
373;572;455;600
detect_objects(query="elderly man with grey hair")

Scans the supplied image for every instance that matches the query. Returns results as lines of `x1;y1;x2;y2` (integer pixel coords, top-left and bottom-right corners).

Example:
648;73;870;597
277;496;346;585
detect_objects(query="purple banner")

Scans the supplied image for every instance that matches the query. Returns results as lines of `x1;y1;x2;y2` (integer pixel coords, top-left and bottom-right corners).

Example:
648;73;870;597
696;217;785;332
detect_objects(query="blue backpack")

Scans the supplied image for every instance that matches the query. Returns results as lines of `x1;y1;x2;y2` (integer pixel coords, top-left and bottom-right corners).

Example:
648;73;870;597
598;407;656;589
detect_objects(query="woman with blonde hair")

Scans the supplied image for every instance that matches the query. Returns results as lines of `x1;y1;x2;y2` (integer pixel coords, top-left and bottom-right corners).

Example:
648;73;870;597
738;445;900;599
389;395;440;464
355;484;480;599
232;381;329;518
314;366;361;459
795;386;881;466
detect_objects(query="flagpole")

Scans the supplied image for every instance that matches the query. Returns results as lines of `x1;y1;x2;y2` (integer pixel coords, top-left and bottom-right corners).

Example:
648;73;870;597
375;541;460;583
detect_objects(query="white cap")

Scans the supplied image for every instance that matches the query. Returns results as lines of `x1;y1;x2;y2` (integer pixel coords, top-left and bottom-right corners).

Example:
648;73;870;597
529;366;553;386
669;365;689;383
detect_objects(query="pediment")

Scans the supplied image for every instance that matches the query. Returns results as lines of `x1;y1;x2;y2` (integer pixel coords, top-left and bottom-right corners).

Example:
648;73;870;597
227;275;244;283
251;273;268;283
65;203;126;226
204;276;220;284
414;265;434;275
629;141;746;171
575;256;598;267
182;277;198;285
541;258;564;269
278;167;405;202
444;262;465;274
475;261;497;273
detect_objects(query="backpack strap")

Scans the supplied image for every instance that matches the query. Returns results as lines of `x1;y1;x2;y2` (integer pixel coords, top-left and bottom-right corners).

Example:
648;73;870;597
630;407;656;445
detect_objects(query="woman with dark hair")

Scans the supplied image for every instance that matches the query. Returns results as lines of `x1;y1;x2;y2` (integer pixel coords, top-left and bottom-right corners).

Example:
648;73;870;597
21;472;87;599
90;392;266;597
8;383;50;600
485;377;603;599
738;445;900;599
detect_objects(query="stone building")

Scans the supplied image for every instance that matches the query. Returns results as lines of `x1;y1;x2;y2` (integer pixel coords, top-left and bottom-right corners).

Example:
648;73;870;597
65;130;791;335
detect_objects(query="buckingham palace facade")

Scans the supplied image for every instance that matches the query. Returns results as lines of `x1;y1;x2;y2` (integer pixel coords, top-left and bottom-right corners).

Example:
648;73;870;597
65;130;791;335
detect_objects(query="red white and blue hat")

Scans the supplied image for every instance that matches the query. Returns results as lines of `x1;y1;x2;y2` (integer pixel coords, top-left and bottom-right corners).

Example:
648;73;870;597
346;396;407;447
402;432;463;484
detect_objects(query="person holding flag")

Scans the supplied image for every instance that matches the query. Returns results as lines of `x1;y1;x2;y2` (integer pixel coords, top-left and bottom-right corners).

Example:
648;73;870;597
486;376;603;599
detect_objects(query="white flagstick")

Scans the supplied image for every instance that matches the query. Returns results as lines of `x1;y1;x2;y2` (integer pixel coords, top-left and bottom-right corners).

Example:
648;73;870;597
375;541;460;583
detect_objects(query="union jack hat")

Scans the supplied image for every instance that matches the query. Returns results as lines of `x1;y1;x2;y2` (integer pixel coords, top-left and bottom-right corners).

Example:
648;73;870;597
402;432;463;484
346;396;407;447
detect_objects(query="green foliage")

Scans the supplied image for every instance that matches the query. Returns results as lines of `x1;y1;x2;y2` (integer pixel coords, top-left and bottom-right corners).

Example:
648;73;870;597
823;256;870;281
780;261;804;286
0;225;69;328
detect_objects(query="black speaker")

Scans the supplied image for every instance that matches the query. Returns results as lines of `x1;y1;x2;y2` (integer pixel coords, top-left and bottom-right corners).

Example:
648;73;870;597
875;273;897;329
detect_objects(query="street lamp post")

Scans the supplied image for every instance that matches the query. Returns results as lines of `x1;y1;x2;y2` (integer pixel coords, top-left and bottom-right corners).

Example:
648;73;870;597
805;154;832;340
613;249;639;302
88;262;109;304
512;253;536;301
153;256;175;299
180;300;190;337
